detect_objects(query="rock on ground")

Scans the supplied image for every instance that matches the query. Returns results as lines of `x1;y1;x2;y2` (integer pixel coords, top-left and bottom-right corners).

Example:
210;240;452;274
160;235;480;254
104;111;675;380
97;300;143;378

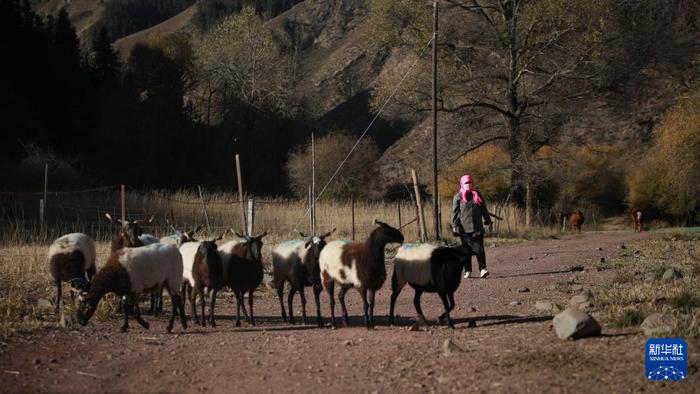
535;301;560;313
553;309;601;340
661;269;683;282
640;313;677;337
568;294;591;310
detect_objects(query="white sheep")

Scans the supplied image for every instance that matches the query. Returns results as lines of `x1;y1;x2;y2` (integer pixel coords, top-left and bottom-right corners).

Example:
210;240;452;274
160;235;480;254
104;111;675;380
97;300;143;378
48;233;97;313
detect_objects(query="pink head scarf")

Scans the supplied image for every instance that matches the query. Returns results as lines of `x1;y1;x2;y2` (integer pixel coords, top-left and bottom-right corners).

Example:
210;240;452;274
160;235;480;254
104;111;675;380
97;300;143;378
460;175;483;205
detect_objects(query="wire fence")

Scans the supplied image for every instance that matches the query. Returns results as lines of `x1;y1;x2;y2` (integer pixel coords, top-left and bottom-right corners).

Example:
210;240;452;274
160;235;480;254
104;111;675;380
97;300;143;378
0;184;586;246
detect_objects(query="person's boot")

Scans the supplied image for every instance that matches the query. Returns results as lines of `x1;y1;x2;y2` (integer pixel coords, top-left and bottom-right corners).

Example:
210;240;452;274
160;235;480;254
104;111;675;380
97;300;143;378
480;268;489;278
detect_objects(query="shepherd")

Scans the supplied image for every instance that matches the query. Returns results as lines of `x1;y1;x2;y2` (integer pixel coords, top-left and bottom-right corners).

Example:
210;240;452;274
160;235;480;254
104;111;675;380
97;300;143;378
451;174;493;279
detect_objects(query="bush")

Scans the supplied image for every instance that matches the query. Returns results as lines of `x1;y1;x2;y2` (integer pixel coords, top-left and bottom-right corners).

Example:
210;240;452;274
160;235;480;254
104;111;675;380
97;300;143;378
628;84;700;223
437;144;511;201
286;131;380;199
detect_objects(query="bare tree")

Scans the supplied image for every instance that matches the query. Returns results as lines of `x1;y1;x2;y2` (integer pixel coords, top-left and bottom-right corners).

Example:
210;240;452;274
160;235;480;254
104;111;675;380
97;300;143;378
370;0;607;225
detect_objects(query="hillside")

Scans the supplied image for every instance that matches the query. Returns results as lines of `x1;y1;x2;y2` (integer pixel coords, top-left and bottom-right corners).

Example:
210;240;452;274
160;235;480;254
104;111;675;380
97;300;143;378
112;3;199;57
30;0;700;200
31;0;105;42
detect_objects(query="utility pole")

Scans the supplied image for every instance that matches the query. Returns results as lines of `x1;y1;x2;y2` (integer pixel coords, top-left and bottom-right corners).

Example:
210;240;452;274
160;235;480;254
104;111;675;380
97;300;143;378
432;0;440;240
311;131;316;235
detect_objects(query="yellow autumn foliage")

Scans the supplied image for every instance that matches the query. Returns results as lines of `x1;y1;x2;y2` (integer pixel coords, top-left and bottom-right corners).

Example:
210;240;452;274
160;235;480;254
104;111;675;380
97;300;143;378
438;144;511;201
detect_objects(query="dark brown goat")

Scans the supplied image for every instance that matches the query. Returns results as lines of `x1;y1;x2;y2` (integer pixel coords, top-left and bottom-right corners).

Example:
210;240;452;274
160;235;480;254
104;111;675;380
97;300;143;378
219;232;267;326
181;235;225;327
105;213;154;253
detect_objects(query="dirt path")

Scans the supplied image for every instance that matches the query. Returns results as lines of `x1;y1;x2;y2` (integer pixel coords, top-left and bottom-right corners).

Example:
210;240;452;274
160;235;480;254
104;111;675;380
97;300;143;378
1;231;697;393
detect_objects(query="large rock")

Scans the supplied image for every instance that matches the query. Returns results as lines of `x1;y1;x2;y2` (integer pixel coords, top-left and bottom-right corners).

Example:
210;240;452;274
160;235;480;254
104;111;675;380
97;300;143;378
662;269;683;282
553;309;601;339
535;301;561;313
640;313;677;336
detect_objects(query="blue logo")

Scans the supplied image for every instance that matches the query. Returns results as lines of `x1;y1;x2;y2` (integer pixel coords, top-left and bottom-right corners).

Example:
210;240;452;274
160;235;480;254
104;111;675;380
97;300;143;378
645;338;688;381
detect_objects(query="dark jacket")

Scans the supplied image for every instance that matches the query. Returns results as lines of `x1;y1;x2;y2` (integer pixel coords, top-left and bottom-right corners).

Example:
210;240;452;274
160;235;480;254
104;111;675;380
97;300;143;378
451;191;492;234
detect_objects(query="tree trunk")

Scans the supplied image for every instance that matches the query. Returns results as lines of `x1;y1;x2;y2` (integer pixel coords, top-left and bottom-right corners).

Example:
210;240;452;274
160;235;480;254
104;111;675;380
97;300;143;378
525;176;533;228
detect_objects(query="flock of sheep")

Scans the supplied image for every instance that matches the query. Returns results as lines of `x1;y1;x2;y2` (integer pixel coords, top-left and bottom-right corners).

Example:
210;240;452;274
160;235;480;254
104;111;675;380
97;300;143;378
48;214;475;332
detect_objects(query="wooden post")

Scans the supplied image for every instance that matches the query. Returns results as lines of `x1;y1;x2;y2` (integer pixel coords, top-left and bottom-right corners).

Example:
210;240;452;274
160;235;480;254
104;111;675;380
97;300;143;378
120;184;126;222
412;169;427;242
39;199;45;233
351;196;356;241
247;198;255;236
235;154;247;235
198;185;211;233
397;202;402;229
308;185;313;235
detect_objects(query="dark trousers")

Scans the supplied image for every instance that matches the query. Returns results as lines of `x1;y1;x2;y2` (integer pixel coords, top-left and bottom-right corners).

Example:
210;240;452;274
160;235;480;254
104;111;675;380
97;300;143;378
460;232;486;272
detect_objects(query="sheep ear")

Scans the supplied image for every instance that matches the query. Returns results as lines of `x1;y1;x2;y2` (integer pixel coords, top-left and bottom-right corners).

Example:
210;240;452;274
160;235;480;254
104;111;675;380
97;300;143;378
105;213;114;222
234;231;245;238
214;232;226;241
299;231;307;238
322;228;336;238
147;215;155;224
193;225;203;233
304;240;312;249
259;231;268;239
373;218;378;225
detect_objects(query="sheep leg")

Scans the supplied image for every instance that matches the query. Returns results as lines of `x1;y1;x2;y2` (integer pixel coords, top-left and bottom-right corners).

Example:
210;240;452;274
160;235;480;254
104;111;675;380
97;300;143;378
148;293;155;315
277;284;287;322
234;290;243;327
132;299;150;330
157;289;164;315
438;292;454;329
198;286;207;327
368;290;376;329
437;293;456;322
287;290;296;324
209;289;217;327
188;283;199;324
413;290;428;327
338;286;349;327
360;288;370;330
313;284;323;327
248;290;256;326
325;280;337;329
389;282;404;326
121;297;131;332
54;281;62;313
165;287;177;333
299;289;308;325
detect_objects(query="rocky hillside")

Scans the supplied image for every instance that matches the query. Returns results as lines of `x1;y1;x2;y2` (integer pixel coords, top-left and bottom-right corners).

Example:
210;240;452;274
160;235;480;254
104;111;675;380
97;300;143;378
35;0;700;198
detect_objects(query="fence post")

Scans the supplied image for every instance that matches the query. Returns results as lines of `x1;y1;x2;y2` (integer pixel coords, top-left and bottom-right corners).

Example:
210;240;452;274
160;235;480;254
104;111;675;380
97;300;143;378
351;196;356;241
308;185;313;235
235;154;247;235
39;199;45;234
247;198;255;236
411;169;426;242
198;185;211;233
397;202;402;229
120;184;126;221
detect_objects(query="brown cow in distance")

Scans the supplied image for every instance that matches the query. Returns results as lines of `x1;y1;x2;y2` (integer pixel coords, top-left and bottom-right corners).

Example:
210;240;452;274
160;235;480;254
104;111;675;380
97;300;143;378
631;208;643;232
570;210;584;233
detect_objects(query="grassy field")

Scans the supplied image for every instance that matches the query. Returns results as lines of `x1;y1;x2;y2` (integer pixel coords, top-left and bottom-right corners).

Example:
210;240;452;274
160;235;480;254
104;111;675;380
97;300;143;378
591;232;700;338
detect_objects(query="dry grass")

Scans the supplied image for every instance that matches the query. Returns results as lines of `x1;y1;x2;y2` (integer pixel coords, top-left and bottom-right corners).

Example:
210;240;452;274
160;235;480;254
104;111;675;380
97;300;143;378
591;233;700;338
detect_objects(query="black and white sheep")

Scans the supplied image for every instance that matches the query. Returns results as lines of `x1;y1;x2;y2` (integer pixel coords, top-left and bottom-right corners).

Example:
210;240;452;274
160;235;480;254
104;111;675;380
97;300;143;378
271;229;335;326
218;232;267;326
180;234;225;327
47;233;97;313
389;243;468;329
77;243;187;333
319;220;404;329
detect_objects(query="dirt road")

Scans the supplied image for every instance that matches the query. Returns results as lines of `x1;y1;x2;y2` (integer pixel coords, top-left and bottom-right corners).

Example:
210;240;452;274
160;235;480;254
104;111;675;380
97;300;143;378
1;231;696;393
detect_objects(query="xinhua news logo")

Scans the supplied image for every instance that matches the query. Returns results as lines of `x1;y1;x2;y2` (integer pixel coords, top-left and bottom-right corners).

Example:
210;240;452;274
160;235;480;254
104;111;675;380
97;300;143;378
645;338;688;381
